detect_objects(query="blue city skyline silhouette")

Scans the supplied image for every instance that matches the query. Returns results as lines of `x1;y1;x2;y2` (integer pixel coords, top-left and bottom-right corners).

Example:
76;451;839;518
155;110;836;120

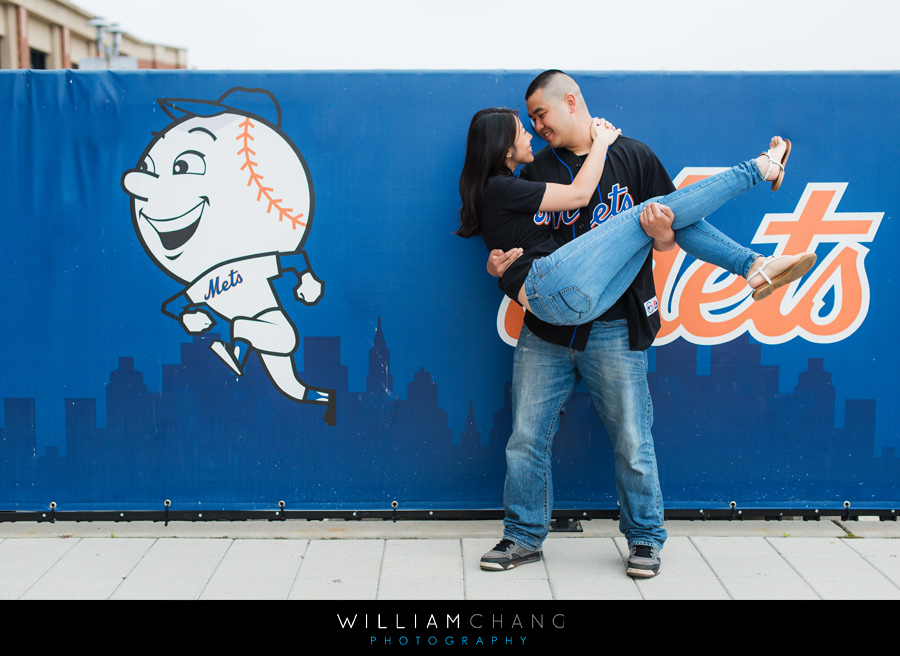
1;319;897;512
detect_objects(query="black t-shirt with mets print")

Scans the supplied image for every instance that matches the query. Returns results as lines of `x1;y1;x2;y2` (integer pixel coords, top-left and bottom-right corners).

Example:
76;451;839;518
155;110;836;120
478;174;553;302
518;135;676;351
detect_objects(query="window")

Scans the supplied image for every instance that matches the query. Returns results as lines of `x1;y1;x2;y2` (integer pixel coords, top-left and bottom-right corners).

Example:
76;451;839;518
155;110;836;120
30;48;47;69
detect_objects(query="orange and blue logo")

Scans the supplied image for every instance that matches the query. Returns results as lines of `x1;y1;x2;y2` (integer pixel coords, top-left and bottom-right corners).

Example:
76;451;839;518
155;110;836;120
498;169;883;347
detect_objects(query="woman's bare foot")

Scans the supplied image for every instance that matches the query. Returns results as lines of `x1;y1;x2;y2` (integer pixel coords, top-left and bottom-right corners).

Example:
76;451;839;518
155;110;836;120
755;137;791;191
746;252;817;301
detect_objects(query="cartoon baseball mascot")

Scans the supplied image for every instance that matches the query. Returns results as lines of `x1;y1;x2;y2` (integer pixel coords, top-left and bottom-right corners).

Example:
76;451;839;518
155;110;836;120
121;87;336;426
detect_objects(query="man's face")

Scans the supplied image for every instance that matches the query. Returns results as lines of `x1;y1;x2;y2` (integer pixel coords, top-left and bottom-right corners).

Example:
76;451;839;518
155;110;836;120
526;88;575;149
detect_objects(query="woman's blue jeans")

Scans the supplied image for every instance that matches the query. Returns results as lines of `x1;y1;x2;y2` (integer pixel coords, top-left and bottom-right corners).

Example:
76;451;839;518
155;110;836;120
524;160;763;326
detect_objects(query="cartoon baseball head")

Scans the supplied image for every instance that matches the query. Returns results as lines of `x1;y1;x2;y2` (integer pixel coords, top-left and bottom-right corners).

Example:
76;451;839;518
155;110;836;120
121;88;314;284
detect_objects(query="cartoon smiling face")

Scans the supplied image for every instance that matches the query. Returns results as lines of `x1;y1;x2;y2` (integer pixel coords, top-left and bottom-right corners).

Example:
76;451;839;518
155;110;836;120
122;112;314;284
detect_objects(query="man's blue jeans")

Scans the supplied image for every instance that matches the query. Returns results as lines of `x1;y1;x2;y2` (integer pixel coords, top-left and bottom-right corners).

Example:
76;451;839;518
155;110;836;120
503;322;666;552
524;160;763;326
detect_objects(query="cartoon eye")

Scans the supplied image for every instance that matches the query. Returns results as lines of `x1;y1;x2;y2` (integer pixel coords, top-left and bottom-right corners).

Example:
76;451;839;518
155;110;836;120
139;154;156;174
173;151;206;176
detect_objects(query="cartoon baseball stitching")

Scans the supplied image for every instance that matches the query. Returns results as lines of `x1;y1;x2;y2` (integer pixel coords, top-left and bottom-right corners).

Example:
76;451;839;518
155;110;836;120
121;87;337;426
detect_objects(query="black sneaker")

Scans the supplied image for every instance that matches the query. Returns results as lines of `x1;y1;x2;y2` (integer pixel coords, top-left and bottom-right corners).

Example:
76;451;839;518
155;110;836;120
480;539;542;571
626;544;661;578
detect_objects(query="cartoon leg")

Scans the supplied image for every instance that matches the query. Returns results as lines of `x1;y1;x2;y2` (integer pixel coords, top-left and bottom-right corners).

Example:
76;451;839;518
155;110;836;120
231;309;335;425
210;309;297;375
233;309;299;354
258;353;337;426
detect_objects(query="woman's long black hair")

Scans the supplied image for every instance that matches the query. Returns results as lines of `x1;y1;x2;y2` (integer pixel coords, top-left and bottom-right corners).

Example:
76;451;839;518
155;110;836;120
456;107;519;238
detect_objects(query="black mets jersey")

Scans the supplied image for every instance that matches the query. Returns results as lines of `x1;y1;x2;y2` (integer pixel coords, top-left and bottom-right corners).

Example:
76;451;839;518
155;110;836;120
518;135;675;351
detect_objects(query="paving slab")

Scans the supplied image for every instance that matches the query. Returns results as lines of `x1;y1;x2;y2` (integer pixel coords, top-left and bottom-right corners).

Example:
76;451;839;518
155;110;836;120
289;576;379;600
381;539;463;579
18;537;154;600
109;538;231;600
378;577;465;600
198;538;307;599
542;537;626;580
691;536;819;600
296;539;384;580
0;537;80;598
766;537;900;600
549;574;643;600
464;575;554;601
843;537;900;585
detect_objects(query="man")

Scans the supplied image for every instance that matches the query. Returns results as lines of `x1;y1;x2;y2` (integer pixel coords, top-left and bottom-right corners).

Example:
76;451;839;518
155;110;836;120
480;70;677;578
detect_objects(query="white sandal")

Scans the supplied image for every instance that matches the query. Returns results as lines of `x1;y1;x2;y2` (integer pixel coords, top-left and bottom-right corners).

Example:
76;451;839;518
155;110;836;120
759;138;791;191
749;253;816;301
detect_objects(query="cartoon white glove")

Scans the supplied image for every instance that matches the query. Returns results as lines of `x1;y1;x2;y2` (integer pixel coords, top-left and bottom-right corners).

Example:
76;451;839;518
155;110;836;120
296;271;324;305
181;309;214;334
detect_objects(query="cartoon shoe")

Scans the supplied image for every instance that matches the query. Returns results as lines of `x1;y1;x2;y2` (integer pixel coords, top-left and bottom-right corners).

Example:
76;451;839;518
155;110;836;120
302;387;337;426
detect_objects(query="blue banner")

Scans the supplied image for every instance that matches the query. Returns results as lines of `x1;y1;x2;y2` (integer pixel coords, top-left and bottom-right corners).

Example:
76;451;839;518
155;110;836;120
0;70;897;512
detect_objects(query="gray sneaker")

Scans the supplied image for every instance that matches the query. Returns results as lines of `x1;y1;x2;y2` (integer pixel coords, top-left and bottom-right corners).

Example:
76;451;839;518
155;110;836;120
480;539;542;571
626;544;661;578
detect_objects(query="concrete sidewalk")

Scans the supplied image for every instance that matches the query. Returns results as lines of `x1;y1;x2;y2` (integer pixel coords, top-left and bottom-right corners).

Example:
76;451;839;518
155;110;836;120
1;517;898;600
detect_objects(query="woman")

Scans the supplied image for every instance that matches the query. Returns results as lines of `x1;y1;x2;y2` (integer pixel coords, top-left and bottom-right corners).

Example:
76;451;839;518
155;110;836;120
457;107;816;327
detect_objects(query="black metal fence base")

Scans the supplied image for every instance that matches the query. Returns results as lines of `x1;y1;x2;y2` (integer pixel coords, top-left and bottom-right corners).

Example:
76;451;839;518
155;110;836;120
1;507;896;525
549;517;582;532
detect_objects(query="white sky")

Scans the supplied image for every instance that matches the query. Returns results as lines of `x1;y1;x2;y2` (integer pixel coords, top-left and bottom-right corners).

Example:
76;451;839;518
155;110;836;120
73;0;900;71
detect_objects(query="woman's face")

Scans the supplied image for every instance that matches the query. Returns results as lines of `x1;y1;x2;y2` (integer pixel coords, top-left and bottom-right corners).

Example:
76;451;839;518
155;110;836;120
507;117;534;169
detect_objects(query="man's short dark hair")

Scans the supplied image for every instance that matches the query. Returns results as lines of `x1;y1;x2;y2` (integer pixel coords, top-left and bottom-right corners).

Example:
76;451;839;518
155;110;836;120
525;70;570;101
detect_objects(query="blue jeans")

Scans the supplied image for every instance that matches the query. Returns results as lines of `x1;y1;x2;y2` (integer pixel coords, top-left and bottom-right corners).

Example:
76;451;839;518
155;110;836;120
503;323;666;552
524;160;763;326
